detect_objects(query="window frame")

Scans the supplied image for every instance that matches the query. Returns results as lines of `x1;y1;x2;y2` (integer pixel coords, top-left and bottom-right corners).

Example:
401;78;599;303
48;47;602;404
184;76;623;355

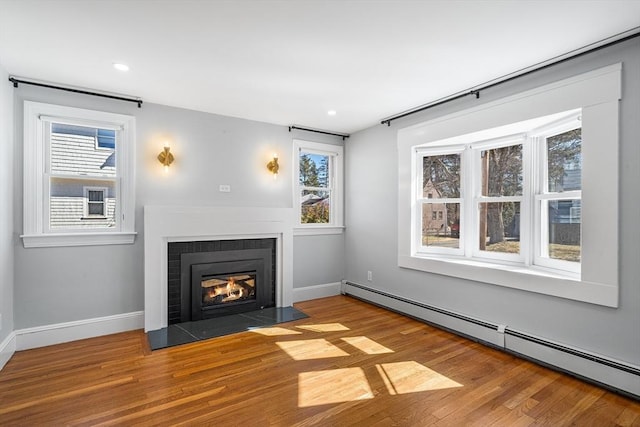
22;101;136;248
398;63;621;307
293;139;344;236
531;115;583;275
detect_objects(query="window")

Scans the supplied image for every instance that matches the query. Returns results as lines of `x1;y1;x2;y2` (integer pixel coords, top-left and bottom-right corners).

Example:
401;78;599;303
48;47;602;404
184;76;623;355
22;102;136;247
293;140;344;235
416;111;580;274
398;64;620;307
84;187;108;217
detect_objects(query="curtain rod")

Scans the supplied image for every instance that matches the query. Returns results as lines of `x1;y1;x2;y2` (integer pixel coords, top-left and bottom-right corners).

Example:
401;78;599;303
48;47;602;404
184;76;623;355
380;27;640;127
9;76;143;108
289;125;350;140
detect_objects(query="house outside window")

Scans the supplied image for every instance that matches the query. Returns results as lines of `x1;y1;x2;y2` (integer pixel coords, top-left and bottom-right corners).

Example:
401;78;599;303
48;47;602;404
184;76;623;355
22;101;136;247
293;139;344;235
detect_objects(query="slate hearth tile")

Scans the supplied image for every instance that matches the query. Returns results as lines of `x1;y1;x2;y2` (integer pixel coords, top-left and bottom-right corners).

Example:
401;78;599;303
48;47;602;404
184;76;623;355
242;307;308;324
147;325;198;350
179;315;267;340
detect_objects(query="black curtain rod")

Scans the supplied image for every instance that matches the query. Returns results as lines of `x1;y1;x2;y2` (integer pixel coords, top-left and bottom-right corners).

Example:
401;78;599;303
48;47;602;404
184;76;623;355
9;76;143;108
289;125;349;140
381;28;640;126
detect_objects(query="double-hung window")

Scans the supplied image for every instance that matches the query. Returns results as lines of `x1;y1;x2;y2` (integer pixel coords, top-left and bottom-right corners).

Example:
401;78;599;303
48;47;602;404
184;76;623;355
22;102;136;247
293;139;344;234
533;116;582;274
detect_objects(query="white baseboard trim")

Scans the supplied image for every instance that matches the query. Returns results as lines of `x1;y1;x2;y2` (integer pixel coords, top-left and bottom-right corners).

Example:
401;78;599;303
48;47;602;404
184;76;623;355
15;311;144;351
292;282;342;303
343;281;640;398
0;331;17;370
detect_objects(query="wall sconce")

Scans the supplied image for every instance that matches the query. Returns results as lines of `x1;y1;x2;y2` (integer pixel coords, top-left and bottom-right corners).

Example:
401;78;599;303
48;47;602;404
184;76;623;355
267;154;279;179
157;143;174;172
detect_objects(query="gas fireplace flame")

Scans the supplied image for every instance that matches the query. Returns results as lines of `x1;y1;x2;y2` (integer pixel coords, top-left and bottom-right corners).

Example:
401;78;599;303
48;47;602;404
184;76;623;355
201;274;256;305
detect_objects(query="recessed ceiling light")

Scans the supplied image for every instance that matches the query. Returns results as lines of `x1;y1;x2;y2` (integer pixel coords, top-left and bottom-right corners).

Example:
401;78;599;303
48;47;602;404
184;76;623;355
113;63;130;72
327;110;337;116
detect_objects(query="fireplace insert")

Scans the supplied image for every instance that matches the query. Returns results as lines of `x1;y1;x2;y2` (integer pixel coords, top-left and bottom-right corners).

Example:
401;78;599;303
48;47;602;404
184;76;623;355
168;239;276;324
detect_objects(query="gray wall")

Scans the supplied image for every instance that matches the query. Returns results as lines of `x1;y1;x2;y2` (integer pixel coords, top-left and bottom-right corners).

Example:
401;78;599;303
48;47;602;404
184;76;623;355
0;62;14;342
11;86;345;329
345;38;640;365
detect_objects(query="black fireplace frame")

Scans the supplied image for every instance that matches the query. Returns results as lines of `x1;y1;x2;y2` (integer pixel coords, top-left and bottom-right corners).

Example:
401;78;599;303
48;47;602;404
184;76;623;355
184;249;272;321
168;239;277;324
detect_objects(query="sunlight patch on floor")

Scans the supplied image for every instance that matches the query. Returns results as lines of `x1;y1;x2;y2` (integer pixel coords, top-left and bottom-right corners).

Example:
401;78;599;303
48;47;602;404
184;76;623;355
376;361;463;395
296;323;351;333
298;368;374;407
249;327;302;336
341;336;394;354
276;339;350;360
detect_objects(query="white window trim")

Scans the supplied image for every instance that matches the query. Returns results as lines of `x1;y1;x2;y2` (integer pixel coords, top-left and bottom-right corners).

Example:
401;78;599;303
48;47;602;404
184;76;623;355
293;139;344;236
398;63;621;307
22;101;136;248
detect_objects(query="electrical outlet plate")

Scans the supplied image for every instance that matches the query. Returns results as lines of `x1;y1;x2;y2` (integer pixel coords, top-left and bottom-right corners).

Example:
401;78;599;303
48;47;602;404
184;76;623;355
219;184;231;193
367;271;372;281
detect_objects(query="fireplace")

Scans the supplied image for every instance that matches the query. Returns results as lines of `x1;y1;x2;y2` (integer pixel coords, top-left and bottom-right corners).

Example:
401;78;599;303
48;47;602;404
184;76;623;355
169;240;276;324
144;205;294;332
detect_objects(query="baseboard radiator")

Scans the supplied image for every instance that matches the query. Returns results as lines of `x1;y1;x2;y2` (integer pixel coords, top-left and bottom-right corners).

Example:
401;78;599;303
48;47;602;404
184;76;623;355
342;281;640;399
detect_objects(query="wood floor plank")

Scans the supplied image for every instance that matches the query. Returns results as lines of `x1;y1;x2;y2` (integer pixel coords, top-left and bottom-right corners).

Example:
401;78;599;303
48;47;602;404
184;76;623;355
0;295;638;426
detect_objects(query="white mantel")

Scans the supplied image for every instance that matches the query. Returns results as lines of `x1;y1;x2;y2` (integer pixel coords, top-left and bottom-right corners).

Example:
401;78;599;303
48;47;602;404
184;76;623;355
144;205;294;332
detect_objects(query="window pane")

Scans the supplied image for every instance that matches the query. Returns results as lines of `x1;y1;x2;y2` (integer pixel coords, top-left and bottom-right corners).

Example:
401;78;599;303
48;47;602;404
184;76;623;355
299;152;329;188
97;129;116;149
547;128;581;192
481;144;522;196
50;178;116;229
51;122;116;176
422;203;460;248
88;202;104;215
301;190;330;224
544;199;581;262
422;154;460;198
479;202;520;254
88;190;104;202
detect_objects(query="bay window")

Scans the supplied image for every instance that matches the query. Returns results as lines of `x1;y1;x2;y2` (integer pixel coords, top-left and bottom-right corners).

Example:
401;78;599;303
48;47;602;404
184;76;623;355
415;111;580;276
398;63;620;307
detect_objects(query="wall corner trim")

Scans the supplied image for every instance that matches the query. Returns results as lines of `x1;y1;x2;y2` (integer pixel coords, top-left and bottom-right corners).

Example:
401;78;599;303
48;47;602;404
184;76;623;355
0;331;17;371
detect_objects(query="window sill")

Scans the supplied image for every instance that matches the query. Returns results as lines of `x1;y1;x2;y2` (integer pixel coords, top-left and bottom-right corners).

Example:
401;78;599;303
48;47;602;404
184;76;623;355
21;232;137;248
294;226;345;236
398;254;618;308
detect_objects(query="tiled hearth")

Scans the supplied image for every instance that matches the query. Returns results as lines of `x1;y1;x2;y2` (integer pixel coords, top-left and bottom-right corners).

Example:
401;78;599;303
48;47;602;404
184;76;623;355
147;306;308;350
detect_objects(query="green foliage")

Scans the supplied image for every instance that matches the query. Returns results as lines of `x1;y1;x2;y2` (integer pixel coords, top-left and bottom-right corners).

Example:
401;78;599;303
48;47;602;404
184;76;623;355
301;202;329;223
299;154;320;187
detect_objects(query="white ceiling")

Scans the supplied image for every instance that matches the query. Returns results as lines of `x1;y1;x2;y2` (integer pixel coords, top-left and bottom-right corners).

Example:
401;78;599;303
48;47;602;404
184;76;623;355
1;0;639;134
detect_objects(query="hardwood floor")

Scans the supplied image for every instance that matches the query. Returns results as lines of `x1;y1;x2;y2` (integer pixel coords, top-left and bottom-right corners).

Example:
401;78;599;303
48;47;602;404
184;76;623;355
1;295;638;426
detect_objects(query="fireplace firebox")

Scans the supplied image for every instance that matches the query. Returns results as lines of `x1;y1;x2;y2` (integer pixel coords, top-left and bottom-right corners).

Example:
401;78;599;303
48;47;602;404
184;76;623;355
168;239;276;324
